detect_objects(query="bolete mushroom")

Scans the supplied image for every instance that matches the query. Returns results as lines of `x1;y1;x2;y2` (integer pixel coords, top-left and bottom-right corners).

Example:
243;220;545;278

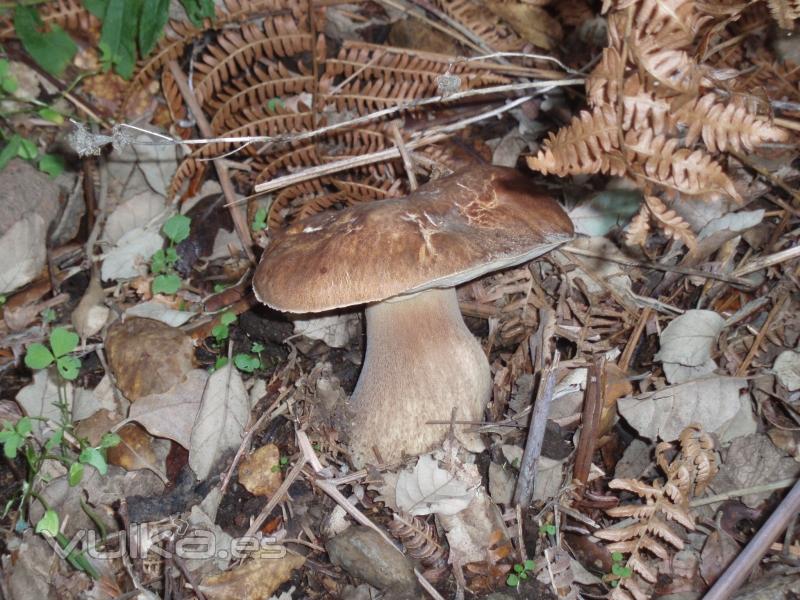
254;165;573;467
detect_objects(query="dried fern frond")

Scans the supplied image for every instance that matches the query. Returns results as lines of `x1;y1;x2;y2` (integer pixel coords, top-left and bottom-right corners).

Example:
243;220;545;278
631;38;703;94
621;0;709;46
597;424;719;599
322;78;434;114
168;158;207;201
194;109;315;159
434;0;529;51
0;0;99;40
388;513;448;581
643;195;698;250
192;18;312;106
123;19;203;112
623;88;671;134
673;92;789;152
625;204;651;247
587;47;626;107
527;107;625;176
206;61;314;131
625;130;742;201
766;0;800;28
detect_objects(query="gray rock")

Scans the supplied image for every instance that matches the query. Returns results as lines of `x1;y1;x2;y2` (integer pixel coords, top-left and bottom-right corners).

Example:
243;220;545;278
326;526;418;593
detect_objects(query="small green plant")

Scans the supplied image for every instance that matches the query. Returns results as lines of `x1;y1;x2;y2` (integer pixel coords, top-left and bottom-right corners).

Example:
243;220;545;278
251;342;265;353
251;207;268;232
24;327;82;380
151;214;191;295
271;455;290;473
605;552;633;588
0;294;7;306
539;523;557;536
506;559;535;588
211;311;237;344
41;308;57;324
233;353;260;373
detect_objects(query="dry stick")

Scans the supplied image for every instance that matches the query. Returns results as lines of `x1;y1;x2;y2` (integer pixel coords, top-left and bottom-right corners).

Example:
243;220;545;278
415;569;447;600
513;352;561;507
703;478;800;600
251;93;540;196
166;60;255;264
618;307;651;373
562;245;754;287
733;245;800;277
572;359;605;490
245;457;307;538
735;292;789;376
691;477;798;508
389;121;419;190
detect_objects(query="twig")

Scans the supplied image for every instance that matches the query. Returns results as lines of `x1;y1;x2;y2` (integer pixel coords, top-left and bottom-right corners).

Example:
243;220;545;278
690;477;798;508
250;93;540;196
389;121;419;190
251;132;449;195
703;478;800;600
244;456;307;538
733;245;800;277
165;61;255;264
735;292;789;376
618;307;651;373
513;352;561;507
415;568;447;600
572;359;605;490
219;387;291;494
562;245;754;287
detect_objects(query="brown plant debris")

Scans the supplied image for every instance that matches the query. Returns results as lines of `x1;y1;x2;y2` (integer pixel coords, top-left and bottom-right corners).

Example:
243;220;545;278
595;424;719;600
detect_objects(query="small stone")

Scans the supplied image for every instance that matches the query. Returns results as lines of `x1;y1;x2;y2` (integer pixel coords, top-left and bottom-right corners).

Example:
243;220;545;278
326;527;418;593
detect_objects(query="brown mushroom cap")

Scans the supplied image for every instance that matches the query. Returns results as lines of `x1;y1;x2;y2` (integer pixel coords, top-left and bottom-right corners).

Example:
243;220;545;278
254;165;574;313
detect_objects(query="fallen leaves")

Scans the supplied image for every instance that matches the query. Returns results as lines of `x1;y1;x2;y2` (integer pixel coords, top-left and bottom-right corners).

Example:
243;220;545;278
198;554;305;600
127;368;207;448
618;377;749;441
396;454;475;516
105;317;195;401
655;309;725;384
189;364;249;480
238;443;282;497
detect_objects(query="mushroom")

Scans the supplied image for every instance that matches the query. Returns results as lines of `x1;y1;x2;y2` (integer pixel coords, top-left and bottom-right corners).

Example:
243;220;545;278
254;165;574;467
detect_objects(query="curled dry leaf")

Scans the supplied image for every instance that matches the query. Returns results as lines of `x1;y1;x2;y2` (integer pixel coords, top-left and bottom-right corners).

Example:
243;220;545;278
655;309;724;384
396;454;474;516
72;274;109;339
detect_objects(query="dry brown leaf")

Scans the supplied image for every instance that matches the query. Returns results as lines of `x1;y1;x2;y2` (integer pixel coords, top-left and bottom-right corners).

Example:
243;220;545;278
198;554;305;600
127;368;207;448
105;317;195;401
238;443;282;497
485;1;563;50
107;422;169;481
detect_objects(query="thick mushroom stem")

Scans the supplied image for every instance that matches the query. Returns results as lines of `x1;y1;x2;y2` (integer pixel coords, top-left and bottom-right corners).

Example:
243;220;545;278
346;287;491;467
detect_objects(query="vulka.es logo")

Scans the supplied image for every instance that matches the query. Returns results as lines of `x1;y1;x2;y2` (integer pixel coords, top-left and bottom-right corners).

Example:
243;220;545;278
44;522;286;561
